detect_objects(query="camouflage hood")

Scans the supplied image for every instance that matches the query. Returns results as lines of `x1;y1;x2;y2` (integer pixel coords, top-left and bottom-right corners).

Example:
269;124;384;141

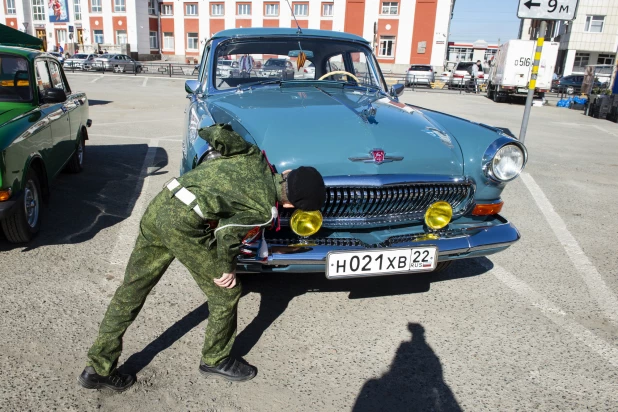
197;123;252;157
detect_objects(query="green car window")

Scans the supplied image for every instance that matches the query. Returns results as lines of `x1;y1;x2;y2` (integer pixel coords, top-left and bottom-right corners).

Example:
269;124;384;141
0;54;32;102
35;60;52;92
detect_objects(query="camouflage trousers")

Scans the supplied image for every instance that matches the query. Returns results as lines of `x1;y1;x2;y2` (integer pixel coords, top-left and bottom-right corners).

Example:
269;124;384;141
86;190;242;376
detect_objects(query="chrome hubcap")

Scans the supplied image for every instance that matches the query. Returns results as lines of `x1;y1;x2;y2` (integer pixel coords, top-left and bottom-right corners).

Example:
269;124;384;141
24;179;39;228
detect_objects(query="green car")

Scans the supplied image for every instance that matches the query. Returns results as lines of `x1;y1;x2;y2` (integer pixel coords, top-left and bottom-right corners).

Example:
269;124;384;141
0;46;91;243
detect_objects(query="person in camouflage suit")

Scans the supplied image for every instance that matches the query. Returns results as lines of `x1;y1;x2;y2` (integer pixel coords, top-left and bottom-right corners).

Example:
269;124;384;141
77;124;326;391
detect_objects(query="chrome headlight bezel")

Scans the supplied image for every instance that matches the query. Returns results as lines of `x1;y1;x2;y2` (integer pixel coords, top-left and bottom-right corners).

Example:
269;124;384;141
482;137;528;183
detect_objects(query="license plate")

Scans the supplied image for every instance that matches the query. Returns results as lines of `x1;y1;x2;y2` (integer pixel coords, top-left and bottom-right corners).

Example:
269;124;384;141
326;247;437;279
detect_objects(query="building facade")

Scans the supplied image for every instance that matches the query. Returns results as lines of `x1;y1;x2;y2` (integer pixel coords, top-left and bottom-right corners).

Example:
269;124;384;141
519;0;618;76
1;0;455;69
447;39;498;65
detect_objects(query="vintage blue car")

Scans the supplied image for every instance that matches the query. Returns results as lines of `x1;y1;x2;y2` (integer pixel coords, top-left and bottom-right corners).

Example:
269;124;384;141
181;28;527;279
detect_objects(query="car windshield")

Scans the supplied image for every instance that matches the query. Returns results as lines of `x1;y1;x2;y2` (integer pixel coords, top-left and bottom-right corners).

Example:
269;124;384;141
0;54;32;103
212;38;385;91
409;65;431;71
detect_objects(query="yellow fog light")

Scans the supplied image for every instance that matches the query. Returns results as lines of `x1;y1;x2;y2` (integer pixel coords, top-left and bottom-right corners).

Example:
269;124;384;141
424;201;452;230
290;210;323;237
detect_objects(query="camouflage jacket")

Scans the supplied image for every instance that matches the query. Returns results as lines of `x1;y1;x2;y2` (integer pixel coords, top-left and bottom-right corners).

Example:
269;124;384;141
177;123;284;274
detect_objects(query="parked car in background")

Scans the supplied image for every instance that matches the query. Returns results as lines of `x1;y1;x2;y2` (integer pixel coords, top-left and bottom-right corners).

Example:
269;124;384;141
216;59;240;78
449;61;485;87
183;28;527;279
0;46;91;243
302;62;315;79
259;58;295;80
556;75;604;95
63;53;96;70
91;54;143;73
406;65;434;87
48;52;65;65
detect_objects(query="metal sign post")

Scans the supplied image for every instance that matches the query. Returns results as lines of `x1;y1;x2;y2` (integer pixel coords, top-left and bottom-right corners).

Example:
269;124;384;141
517;0;578;143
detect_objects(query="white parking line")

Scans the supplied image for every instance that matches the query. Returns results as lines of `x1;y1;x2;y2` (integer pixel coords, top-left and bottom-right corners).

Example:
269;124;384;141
66;72;191;81
94;118;183;126
521;172;618;325
109;139;159;267
489;263;618;368
89;133;181;141
142;77;148;87
90;75;104;83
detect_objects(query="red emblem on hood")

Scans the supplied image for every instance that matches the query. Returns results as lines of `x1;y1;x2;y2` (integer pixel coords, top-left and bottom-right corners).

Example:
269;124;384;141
371;150;385;163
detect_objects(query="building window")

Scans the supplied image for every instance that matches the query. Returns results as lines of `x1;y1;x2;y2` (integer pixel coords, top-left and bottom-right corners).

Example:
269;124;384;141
149;31;158;49
116;30;127;44
573;52;590;70
448;46;473;62
484;49;497;62
90;0;101;13
265;3;278;16
187;33;198;50
322;3;333;16
237;3;251;15
73;0;81;20
293;3;308;16
114;0;125;12
161;4;173;15
56;29;67;44
163;32;174;50
597;53;614;65
6;0;16;14
585;15;604;33
211;3;223;15
185;4;197;15
32;0;46;20
381;1;398;15
379;36;395;57
93;29;104;44
148;0;156;14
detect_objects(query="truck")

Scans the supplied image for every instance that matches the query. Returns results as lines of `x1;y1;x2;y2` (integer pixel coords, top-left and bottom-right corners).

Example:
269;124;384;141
485;40;559;103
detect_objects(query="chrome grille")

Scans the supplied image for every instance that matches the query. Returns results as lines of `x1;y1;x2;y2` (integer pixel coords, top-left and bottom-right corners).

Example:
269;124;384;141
280;182;473;227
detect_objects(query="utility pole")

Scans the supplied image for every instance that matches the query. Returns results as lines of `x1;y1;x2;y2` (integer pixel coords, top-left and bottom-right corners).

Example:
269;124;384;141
519;20;546;144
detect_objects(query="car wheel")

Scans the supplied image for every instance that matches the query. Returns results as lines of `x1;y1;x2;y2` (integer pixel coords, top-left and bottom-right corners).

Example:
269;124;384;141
1;169;42;243
136;66;142;73
65;137;85;173
493;90;501;103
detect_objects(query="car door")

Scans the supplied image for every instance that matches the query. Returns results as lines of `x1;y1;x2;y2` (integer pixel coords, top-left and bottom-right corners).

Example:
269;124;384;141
49;58;81;152
34;59;71;177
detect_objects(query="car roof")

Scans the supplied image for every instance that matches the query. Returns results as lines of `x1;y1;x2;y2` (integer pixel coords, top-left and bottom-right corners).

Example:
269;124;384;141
210;28;369;44
0;45;44;59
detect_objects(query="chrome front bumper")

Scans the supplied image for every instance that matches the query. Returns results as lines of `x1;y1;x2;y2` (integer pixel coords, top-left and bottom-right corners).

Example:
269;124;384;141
237;215;520;274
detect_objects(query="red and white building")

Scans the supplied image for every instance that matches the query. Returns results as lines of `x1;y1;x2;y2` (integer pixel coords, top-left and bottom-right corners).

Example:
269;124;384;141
1;0;455;70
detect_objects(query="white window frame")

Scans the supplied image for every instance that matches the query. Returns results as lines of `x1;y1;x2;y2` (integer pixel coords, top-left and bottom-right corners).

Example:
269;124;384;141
91;0;102;13
163;32;174;50
148;0;156;14
187;33;199;50
149;31;158;49
116;30;127;45
32;0;46;20
378;36;395;58
237;3;251;15
73;0;81;20
93;30;104;44
6;0;17;14
265;3;279;16
573;52;590;69
381;1;398;15
185;4;197;15
585;15;604;33
161;4;173;15
114;0;126;12
211;3;223;16
56;29;68;44
597;53;614;66
322;3;333;17
293;3;308;16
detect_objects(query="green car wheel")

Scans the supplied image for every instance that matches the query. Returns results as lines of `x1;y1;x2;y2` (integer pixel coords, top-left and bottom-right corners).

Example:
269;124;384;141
1;169;42;243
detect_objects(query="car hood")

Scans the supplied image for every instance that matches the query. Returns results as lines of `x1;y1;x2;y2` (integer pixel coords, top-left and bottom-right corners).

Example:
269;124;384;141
0;103;33;128
206;86;464;176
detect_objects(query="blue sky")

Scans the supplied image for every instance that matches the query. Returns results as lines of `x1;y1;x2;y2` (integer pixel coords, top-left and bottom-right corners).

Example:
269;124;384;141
449;0;522;44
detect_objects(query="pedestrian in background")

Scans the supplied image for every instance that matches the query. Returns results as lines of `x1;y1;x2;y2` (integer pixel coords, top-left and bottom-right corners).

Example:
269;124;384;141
77;124;326;392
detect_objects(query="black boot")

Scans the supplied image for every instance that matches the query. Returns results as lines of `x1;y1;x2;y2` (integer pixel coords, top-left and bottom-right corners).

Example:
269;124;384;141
199;357;257;382
77;366;135;392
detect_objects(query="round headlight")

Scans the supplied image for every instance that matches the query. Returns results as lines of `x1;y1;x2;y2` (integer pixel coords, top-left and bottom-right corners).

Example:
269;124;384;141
491;144;525;181
424;201;452;230
290;210;323;237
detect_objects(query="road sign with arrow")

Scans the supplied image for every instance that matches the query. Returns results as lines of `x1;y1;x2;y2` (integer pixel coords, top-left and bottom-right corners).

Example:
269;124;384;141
517;0;578;21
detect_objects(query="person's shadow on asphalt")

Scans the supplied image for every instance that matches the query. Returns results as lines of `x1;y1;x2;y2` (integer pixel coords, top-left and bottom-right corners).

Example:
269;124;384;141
352;323;462;412
118;258;491;378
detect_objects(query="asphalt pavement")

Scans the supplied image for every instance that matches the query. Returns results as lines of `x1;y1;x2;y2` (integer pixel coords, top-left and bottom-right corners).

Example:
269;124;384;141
0;73;617;411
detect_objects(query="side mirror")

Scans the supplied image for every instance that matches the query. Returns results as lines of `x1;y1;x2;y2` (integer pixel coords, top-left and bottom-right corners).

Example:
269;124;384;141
185;79;201;94
390;84;404;97
41;87;67;104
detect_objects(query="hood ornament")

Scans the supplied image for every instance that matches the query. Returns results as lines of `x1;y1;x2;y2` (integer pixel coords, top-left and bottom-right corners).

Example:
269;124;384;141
349;149;403;165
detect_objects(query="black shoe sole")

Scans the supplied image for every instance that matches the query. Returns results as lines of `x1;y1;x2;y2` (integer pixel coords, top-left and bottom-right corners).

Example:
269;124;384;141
77;375;135;392
199;367;256;382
